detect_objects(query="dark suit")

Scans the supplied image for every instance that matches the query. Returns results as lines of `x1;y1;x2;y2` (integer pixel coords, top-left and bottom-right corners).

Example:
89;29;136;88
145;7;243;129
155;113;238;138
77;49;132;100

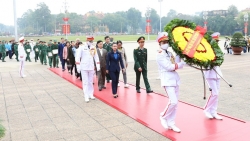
106;51;124;95
97;48;107;89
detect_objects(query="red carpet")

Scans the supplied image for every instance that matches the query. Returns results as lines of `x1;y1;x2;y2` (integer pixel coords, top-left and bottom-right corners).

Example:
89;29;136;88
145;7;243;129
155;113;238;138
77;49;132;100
50;68;250;141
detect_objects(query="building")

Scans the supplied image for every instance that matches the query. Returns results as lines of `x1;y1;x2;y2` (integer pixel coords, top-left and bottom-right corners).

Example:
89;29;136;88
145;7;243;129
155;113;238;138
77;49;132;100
82;11;109;33
202;10;228;17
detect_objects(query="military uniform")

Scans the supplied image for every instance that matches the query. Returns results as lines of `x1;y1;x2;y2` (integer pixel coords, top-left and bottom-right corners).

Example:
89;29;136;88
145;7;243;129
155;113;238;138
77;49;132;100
33;43;40;62
51;40;59;68
203;32;223;120
133;37;153;93
156;32;185;133
40;42;47;65
47;42;53;68
18;37;26;77
103;42;112;82
14;43;19;61
0;40;6;62
24;42;31;62
75;36;100;102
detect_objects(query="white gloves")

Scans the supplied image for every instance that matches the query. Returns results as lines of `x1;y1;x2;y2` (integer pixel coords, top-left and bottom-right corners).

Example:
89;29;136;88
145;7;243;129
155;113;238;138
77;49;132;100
175;55;181;63
76;65;80;73
96;68;100;71
177;61;186;69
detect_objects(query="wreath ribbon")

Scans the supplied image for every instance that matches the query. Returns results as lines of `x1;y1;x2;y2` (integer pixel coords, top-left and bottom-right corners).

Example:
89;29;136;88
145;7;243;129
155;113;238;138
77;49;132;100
183;26;207;58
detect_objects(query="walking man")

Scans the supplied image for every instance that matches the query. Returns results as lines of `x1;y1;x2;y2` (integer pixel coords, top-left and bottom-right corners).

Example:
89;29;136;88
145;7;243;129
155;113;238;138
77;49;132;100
133;36;153;93
75;36;100;102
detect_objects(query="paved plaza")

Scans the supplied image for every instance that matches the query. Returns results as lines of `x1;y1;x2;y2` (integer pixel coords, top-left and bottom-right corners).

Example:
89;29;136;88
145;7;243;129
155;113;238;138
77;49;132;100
0;41;250;141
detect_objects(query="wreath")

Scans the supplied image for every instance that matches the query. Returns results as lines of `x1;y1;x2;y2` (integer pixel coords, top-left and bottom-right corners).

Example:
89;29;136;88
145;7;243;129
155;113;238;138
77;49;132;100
164;19;224;69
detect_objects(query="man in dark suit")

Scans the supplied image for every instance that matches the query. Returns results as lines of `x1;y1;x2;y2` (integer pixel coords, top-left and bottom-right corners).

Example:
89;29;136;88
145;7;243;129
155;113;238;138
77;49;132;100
58;37;66;70
96;40;108;91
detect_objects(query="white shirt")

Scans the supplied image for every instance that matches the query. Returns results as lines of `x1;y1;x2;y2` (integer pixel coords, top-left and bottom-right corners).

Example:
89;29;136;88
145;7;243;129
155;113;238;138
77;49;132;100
98;48;103;56
18;43;26;60
75;44;100;71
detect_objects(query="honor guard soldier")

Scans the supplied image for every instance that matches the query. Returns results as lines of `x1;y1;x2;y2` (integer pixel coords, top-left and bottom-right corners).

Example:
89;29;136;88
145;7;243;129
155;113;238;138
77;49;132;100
18;37;26;77
203;32;223;120
75;36;100;102
103;36;112;83
14;42;19;62
0;40;6;62
156;32;185;133
24;41;31;62
33;42;40;62
47;42;53;68
52;40;59;68
133;36;153;93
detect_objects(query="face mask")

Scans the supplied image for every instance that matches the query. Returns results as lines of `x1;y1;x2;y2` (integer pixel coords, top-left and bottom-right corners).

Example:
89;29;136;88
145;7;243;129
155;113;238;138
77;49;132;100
161;44;169;50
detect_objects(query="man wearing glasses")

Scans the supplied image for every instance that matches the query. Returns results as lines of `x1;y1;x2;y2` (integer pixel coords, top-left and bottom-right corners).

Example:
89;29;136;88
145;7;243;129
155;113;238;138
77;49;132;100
133;36;153;94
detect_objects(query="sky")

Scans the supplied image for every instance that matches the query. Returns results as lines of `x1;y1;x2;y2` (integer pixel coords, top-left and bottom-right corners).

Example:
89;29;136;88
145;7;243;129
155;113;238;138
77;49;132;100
0;0;249;26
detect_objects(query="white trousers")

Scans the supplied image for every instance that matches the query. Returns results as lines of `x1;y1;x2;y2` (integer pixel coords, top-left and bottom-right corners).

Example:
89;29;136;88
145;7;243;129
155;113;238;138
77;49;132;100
19;59;25;77
204;78;220;115
81;70;95;99
160;86;179;126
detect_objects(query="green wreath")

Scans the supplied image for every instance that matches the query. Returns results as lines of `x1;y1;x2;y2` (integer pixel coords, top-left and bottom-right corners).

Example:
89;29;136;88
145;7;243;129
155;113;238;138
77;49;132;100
164;19;224;69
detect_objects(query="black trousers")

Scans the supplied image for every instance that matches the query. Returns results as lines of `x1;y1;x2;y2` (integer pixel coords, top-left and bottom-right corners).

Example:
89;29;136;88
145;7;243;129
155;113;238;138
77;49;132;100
109;70;120;95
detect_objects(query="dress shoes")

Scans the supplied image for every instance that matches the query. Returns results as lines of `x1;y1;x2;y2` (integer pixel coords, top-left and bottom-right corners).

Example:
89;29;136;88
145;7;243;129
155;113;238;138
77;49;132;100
90;96;95;100
136;90;141;93
212;113;223;120
204;111;213;119
85;98;89;103
160;116;168;129
102;86;106;89
147;90;153;93
169;125;181;133
99;88;102;91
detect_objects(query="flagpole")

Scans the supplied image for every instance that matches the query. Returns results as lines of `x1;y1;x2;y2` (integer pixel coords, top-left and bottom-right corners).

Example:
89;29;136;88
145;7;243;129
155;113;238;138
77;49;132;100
13;0;18;41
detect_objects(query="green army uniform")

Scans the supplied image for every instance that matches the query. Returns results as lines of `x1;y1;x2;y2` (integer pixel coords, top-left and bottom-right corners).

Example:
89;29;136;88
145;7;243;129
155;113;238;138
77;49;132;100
51;40;59;68
103;42;112;82
133;37;153;93
47;42;53;68
103;42;112;52
24;43;31;62
40;42;47;65
33;43;40;62
0;40;6;62
14;43;19;61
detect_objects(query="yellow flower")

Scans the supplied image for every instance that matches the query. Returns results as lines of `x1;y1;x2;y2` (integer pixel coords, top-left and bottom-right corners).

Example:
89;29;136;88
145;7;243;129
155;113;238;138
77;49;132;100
172;27;215;61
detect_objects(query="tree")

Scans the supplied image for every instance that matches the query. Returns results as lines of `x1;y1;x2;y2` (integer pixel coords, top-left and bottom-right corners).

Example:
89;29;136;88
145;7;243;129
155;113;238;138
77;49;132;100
148;8;160;33
228;5;238;17
127;8;142;34
167;9;177;18
34;2;52;33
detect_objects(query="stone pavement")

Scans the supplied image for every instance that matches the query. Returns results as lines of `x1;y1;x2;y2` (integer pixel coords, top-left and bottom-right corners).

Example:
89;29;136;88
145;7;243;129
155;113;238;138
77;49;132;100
0;41;250;141
0;59;169;141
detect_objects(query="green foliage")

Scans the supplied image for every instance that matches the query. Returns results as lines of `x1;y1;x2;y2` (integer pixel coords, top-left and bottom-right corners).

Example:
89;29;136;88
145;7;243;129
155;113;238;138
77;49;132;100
230;32;245;47
0;123;5;139
164;19;224;69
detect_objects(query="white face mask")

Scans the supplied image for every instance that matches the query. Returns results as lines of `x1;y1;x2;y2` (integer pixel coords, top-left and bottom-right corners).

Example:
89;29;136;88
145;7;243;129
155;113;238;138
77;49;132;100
87;42;93;46
161;44;169;50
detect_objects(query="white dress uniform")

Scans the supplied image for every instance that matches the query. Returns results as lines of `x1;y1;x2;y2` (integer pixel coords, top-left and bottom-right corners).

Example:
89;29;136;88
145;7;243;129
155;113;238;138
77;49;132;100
29;41;35;58
18;37;26;78
75;43;100;102
203;32;223;120
203;66;223;119
156;32;185;133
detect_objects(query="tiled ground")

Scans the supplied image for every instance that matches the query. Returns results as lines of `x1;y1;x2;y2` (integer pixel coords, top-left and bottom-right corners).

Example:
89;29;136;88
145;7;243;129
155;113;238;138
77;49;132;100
0;42;250;140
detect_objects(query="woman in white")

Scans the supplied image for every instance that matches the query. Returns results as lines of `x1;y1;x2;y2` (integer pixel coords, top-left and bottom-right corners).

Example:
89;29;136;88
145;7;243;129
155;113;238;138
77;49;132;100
18;37;26;78
117;40;129;88
75;36;100;102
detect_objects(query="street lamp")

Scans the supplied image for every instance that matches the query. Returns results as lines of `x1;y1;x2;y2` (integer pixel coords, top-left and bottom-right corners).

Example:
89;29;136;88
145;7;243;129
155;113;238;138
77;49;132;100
145;7;151;41
13;0;18;41
158;0;163;32
203;11;208;30
244;13;248;39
